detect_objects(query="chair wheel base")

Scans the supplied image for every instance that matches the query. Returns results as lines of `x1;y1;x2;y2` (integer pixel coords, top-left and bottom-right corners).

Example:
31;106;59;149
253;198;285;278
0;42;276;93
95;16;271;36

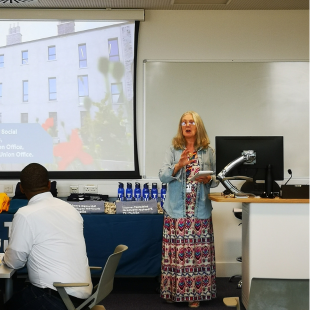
229;275;242;282
237;280;242;289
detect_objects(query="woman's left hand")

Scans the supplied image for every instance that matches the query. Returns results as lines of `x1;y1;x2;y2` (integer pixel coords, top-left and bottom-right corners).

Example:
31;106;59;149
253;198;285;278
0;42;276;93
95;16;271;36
195;175;212;184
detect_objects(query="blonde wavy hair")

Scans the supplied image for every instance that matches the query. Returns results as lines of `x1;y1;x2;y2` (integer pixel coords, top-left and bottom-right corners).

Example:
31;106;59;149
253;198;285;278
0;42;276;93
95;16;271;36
172;111;210;150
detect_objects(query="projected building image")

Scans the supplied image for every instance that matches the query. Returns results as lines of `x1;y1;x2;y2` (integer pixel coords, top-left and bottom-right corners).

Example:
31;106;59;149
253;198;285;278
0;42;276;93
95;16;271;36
0;21;135;172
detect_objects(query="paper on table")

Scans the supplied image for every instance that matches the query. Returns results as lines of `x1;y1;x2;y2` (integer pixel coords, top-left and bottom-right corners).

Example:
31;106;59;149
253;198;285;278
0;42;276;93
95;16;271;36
189;171;214;181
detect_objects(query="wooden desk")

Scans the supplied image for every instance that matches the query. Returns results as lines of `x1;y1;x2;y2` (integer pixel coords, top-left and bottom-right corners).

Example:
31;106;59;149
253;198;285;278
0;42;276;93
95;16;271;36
0;254;16;302
209;192;309;203
209;193;309;309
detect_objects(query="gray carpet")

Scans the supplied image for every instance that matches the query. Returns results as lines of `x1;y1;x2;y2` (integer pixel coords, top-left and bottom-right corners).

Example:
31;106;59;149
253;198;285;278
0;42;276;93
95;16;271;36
99;277;246;310
10;276;246;309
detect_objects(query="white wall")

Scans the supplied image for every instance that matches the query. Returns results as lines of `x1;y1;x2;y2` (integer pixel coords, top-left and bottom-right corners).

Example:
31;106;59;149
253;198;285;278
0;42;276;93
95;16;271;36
136;10;308;170
135;10;309;277
0;10;308;276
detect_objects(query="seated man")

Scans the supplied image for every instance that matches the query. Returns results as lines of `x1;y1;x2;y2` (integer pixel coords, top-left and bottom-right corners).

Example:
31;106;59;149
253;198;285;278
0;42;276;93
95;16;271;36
3;163;93;310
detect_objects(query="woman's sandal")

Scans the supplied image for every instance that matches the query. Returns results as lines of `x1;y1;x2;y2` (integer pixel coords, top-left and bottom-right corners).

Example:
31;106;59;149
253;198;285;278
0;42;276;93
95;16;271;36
188;301;200;308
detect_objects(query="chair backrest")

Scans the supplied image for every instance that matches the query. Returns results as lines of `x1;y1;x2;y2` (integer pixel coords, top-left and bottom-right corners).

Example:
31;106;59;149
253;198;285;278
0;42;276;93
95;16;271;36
248;278;309;310
93;244;128;305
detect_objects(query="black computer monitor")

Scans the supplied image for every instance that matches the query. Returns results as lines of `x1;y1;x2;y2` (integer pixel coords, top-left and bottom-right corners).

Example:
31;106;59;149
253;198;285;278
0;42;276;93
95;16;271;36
216;136;284;194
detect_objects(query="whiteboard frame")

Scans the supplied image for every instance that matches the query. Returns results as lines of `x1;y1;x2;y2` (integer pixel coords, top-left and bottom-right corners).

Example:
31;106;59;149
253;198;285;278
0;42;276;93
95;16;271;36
142;59;309;179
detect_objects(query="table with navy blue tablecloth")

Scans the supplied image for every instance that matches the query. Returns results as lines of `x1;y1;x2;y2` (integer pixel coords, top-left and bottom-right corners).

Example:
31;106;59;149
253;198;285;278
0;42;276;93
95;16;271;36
0;211;164;277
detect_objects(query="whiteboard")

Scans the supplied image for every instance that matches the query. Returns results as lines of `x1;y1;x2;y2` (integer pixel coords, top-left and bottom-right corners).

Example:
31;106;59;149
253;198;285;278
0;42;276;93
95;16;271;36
143;61;309;179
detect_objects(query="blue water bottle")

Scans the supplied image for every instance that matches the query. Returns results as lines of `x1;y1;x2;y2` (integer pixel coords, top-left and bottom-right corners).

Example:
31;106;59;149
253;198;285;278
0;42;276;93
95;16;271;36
134;182;141;201
151;183;158;201
161;183;167;208
118;182;124;201
143;183;150;201
126;182;133;201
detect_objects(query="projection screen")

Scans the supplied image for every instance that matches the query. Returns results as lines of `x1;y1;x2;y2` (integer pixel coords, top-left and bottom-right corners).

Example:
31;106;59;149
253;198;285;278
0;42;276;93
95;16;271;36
0;15;140;179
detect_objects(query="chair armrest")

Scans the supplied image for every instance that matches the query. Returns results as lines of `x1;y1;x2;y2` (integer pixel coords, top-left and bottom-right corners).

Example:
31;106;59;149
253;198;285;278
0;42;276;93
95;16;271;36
53;283;89;310
53;282;89;288
89;266;102;270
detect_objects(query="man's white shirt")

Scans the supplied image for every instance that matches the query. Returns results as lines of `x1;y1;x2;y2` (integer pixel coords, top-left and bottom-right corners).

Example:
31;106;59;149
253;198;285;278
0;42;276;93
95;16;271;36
4;192;93;299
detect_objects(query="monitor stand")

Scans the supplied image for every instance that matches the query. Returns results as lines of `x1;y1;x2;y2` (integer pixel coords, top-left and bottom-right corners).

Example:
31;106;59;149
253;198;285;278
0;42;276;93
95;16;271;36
240;180;280;196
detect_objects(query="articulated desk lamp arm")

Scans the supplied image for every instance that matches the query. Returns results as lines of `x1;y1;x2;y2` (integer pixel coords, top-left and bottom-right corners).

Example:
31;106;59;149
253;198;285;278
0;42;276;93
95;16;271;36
216;150;256;197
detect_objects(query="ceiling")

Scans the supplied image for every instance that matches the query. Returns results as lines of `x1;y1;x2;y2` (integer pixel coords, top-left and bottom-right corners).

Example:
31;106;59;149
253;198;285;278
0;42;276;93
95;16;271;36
0;0;308;10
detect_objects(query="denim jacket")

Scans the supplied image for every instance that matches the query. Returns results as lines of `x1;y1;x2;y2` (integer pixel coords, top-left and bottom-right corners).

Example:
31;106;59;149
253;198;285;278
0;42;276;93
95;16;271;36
159;145;219;219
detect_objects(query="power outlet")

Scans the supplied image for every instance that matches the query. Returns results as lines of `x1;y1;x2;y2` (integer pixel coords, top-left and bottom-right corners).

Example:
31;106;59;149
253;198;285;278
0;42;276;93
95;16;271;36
4;185;13;193
70;186;79;194
84;185;98;194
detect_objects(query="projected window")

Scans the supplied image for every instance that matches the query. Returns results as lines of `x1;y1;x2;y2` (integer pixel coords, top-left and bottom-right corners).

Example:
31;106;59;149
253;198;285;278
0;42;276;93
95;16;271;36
21;113;28;123
78;75;89;100
48;46;56;60
22;50;28;64
49;78;57;100
80;110;87;127
23;80;28;102
49;112;58;137
111;83;124;104
0;55;3;68
78;44;87;68
80;110;87;141
108;39;120;62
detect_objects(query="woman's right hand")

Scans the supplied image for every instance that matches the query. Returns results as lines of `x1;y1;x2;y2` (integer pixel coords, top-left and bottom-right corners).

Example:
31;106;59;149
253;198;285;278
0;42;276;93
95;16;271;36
173;149;196;175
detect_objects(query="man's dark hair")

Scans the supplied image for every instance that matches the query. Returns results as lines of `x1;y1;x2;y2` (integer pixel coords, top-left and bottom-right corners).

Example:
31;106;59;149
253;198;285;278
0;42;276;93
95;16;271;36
20;163;49;192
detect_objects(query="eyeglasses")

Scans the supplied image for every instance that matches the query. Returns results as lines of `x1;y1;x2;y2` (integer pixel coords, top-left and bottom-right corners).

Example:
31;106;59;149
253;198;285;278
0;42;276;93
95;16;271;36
181;121;196;126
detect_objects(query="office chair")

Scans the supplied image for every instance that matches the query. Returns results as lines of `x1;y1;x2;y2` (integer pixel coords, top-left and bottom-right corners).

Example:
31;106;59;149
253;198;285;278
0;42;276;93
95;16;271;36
223;278;309;310
53;244;128;310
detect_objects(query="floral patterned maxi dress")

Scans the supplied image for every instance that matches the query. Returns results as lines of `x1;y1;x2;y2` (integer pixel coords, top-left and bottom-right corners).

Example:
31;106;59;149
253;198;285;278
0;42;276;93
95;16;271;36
160;151;216;302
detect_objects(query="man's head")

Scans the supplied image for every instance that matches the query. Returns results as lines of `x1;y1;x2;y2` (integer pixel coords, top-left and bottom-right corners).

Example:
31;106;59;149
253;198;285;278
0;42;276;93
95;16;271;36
20;163;50;199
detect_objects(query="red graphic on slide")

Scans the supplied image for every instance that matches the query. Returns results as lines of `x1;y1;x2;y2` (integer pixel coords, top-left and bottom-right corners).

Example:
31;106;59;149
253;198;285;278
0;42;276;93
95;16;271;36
42;118;54;131
53;129;93;170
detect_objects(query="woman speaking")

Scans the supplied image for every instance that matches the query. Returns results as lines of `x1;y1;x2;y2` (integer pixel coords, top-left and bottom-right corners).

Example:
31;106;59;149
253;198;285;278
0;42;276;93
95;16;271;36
159;111;219;308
